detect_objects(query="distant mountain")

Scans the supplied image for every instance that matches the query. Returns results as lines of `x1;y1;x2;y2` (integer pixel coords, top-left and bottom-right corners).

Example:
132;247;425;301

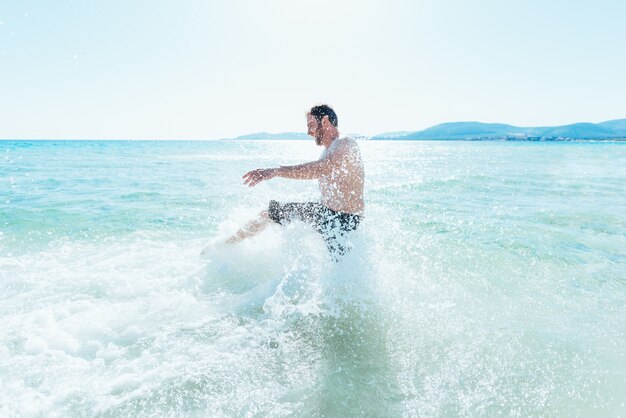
527;123;616;139
402;122;523;140
375;119;626;140
227;119;626;141
370;130;414;140
598;119;626;132
230;132;309;140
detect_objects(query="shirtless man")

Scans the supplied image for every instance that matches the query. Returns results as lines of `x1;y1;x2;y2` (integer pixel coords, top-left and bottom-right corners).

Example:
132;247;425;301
226;104;364;259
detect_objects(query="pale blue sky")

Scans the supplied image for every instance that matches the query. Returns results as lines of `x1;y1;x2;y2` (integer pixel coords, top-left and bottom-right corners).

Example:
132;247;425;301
1;0;625;139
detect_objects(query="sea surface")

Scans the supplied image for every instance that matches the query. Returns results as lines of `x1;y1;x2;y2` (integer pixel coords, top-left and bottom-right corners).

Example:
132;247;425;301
1;140;625;417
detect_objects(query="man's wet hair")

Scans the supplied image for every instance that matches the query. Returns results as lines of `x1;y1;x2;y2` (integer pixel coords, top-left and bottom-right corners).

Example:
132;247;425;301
309;104;338;127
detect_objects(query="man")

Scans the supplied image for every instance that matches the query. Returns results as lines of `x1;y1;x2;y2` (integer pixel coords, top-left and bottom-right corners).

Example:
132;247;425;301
226;104;364;260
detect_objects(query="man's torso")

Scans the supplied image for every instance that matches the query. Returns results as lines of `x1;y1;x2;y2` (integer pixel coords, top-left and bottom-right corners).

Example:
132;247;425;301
318;137;365;216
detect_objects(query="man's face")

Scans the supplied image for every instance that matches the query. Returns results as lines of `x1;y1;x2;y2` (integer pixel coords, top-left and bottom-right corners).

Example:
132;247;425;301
307;114;324;146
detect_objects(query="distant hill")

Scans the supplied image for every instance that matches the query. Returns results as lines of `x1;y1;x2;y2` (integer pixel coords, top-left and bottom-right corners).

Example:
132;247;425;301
598;119;626;132
527;123;617;139
230;132;309;140
227;118;626;141
399;122;523;140
370;130;414;140
375;119;626;140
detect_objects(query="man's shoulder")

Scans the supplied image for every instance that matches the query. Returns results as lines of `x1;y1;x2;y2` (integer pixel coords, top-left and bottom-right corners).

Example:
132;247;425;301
327;137;359;159
337;136;359;149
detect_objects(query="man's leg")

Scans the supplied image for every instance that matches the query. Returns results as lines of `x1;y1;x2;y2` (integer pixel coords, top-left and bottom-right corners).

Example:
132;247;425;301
226;210;272;243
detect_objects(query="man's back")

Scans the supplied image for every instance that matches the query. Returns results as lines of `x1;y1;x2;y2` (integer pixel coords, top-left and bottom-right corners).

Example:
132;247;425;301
319;137;364;215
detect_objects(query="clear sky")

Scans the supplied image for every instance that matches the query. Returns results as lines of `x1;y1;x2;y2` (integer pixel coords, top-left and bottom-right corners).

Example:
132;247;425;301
1;0;625;139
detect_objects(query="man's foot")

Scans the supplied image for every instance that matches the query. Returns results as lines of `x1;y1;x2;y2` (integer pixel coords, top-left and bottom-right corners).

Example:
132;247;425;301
200;235;236;257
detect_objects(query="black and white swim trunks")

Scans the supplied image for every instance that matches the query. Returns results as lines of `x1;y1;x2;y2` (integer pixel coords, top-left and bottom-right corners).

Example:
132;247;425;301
268;200;361;260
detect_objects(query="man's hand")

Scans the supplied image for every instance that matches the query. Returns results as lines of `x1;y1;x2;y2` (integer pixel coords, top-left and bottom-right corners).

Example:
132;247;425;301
243;168;278;187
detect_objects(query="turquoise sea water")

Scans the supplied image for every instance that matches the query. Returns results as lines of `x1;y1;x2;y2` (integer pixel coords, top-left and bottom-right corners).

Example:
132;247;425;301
1;140;625;417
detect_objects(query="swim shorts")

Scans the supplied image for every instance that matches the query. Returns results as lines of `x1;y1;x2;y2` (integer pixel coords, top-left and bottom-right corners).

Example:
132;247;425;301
267;200;361;260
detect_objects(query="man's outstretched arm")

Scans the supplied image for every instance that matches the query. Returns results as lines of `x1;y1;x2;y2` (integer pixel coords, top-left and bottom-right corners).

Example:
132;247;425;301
243;155;334;187
276;158;331;179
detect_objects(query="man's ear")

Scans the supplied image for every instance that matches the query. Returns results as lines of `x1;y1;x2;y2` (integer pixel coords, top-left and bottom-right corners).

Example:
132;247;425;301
322;115;329;127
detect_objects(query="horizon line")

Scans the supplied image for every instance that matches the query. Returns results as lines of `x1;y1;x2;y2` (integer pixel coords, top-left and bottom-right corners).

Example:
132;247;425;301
2;116;624;142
